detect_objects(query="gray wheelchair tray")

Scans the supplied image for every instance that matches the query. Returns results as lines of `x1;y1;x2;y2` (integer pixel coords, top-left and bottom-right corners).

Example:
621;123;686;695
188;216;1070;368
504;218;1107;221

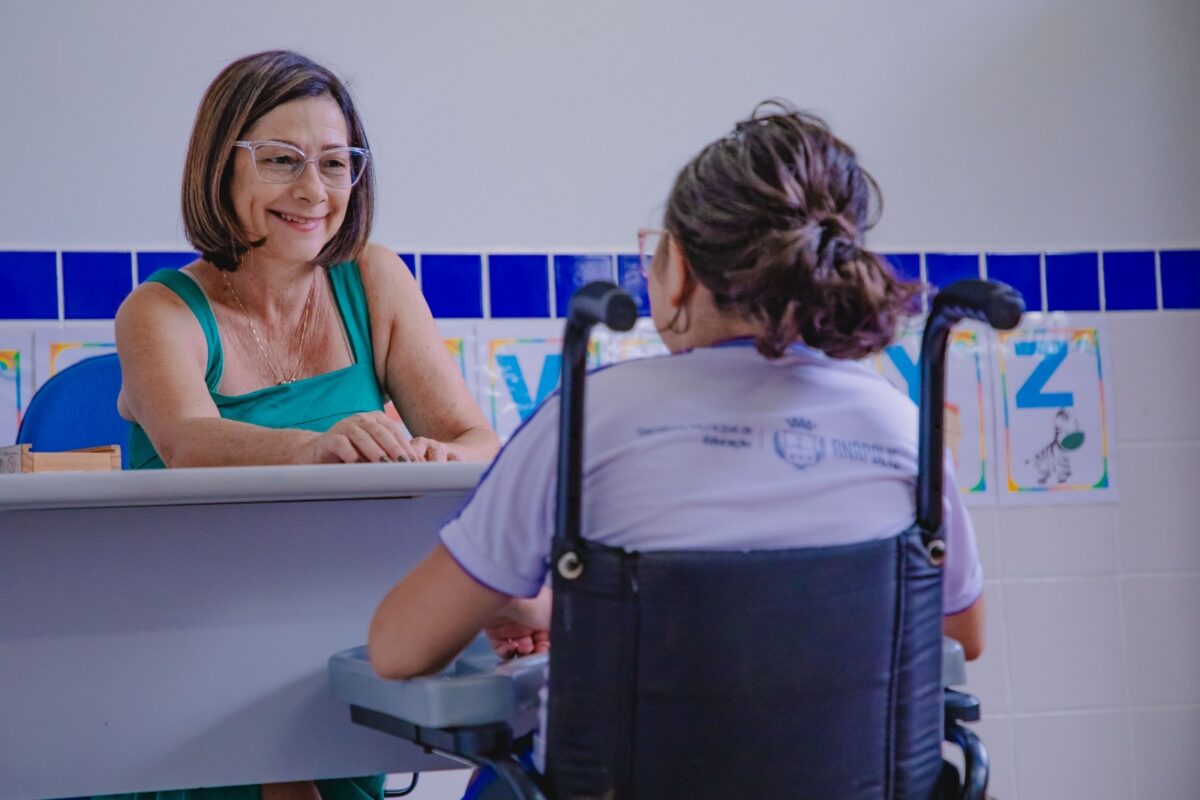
329;637;547;729
330;637;968;730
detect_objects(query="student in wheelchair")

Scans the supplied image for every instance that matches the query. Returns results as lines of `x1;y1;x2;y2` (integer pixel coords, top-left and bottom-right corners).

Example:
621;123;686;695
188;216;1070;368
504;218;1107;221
367;101;990;798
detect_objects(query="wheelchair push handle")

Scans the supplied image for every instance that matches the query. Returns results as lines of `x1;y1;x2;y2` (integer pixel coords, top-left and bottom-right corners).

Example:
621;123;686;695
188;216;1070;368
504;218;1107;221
916;279;1024;553
930;278;1024;332
556;283;638;554
567;281;639;332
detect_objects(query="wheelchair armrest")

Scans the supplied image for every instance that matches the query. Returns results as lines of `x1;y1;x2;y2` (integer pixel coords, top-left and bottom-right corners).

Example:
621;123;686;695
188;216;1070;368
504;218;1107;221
941;639;989;798
944;688;981;724
942;636;968;687
328;640;548;729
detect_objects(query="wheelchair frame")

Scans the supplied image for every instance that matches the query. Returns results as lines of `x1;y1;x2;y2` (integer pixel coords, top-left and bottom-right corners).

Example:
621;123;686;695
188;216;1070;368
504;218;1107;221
330;278;1023;799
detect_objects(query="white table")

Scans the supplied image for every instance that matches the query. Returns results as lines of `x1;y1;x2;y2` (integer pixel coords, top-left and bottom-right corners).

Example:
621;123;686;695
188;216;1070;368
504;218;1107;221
0;463;486;800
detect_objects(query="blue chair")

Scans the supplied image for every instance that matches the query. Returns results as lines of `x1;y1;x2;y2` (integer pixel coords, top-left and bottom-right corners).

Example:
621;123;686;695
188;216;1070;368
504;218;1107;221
331;280;1023;799
16;352;128;469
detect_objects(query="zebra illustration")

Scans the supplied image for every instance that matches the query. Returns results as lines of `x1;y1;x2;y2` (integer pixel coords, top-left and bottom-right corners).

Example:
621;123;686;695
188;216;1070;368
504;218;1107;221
1028;408;1085;485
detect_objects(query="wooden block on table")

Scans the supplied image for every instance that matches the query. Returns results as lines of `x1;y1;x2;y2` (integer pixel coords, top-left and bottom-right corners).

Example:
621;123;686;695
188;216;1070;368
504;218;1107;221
0;444;122;474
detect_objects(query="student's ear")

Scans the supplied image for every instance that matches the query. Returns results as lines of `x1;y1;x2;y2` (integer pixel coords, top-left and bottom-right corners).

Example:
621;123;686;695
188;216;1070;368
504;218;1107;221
665;237;697;307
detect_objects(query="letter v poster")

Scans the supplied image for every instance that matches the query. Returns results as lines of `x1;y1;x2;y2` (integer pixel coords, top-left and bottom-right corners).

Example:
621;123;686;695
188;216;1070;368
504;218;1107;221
480;320;600;441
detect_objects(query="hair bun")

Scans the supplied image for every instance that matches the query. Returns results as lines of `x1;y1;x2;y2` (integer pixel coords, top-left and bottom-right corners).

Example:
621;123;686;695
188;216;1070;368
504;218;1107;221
664;102;920;360
803;210;858;270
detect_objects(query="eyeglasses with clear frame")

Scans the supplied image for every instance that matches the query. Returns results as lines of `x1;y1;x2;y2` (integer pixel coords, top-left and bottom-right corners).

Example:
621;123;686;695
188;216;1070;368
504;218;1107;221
637;228;668;279
233;140;371;189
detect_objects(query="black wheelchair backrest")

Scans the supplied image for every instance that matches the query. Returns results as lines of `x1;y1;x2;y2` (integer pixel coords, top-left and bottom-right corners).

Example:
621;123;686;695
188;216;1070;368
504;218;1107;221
543;280;1023;799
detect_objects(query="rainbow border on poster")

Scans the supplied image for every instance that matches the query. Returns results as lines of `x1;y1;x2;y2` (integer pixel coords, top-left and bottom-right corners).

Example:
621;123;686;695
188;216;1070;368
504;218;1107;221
997;327;1110;492
49;341;115;375
485;337;599;424
871;325;989;495
443;338;466;377
951;329;989;493
0;349;22;430
616;334;666;362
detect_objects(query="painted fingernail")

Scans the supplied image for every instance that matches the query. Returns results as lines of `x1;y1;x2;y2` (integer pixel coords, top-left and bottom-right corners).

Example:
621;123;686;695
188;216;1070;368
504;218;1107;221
379;456;391;463
396;455;409;463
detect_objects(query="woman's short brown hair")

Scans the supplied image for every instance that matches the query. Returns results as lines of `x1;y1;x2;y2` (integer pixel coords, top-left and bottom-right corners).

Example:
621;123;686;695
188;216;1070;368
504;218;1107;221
181;50;374;271
665;100;919;360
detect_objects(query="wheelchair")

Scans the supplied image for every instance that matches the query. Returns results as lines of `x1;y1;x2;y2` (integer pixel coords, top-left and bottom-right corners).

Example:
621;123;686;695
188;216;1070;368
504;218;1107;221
330;278;1024;799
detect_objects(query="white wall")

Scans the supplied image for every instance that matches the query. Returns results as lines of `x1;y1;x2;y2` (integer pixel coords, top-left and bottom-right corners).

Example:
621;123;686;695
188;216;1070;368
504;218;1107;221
965;310;1200;799
3;2;1199;799
2;0;1199;250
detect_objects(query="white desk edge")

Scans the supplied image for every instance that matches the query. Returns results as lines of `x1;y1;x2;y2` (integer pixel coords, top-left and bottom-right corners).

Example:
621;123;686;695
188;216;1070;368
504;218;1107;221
0;461;488;511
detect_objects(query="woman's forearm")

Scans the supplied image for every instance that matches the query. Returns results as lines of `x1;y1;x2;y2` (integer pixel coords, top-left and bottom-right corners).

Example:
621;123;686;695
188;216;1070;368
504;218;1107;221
445;425;502;462
158;417;319;467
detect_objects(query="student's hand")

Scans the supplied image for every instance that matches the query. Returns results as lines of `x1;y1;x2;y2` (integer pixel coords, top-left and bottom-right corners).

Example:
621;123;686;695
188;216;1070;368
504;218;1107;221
301;412;420;463
485;588;553;659
486;620;550;659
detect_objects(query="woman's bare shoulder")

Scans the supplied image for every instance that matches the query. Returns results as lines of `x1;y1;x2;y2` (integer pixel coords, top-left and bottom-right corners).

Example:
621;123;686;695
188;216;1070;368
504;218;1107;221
354;242;422;313
116;263;209;352
355;243;416;285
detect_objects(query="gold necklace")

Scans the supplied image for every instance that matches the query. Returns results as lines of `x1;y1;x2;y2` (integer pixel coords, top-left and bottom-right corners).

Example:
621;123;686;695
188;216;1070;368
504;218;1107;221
222;268;318;385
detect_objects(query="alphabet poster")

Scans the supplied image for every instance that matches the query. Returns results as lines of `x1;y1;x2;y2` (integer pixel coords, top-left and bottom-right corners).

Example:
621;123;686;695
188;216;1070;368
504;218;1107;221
34;325;117;388
435;320;476;382
382;322;476;429
593;320;669;365
872;319;996;505
480;320;599;441
0;331;34;445
993;317;1117;504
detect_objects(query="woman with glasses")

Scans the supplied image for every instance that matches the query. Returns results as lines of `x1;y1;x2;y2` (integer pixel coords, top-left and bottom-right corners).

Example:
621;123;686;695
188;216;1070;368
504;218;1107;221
367;101;987;790
108;51;499;800
117;50;498;471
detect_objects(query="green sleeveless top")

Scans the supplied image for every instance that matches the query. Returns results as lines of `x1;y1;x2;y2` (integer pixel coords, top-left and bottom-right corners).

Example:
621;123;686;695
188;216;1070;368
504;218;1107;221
128;262;387;470
113;262;387;799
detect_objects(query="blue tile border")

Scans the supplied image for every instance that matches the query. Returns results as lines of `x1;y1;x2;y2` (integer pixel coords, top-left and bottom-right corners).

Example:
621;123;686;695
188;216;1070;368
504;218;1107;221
0;251;58;319
1160;249;1200;309
554;254;614;318
883;253;922;284
2;246;1198;321
420;253;483;318
1045;251;1100;311
925;253;980;290
1102;251;1157;311
489;254;550;318
986;253;1043;312
137;251;196;283
397;253;416;277
63;251;133;319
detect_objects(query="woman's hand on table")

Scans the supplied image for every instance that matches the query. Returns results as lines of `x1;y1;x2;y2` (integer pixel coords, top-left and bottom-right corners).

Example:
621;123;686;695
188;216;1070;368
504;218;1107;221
302;412;420;463
298;413;471;463
409;437;463;462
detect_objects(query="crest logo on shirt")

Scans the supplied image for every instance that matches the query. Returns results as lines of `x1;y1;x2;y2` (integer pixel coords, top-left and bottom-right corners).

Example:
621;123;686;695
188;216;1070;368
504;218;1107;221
773;430;825;470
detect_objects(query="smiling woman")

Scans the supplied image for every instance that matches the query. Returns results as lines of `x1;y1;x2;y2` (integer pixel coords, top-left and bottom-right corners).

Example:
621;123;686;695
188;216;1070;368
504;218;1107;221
105;50;500;800
116;50;498;471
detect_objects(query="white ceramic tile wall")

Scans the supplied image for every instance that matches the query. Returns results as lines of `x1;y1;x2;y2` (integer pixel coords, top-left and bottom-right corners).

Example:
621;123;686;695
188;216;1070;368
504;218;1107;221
1117;442;1200;573
4;310;1199;798
1013;712;1136;800
1121;575;1200;708
974;309;1200;799
1005;577;1130;713
1129;707;1200;799
1107;313;1200;442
